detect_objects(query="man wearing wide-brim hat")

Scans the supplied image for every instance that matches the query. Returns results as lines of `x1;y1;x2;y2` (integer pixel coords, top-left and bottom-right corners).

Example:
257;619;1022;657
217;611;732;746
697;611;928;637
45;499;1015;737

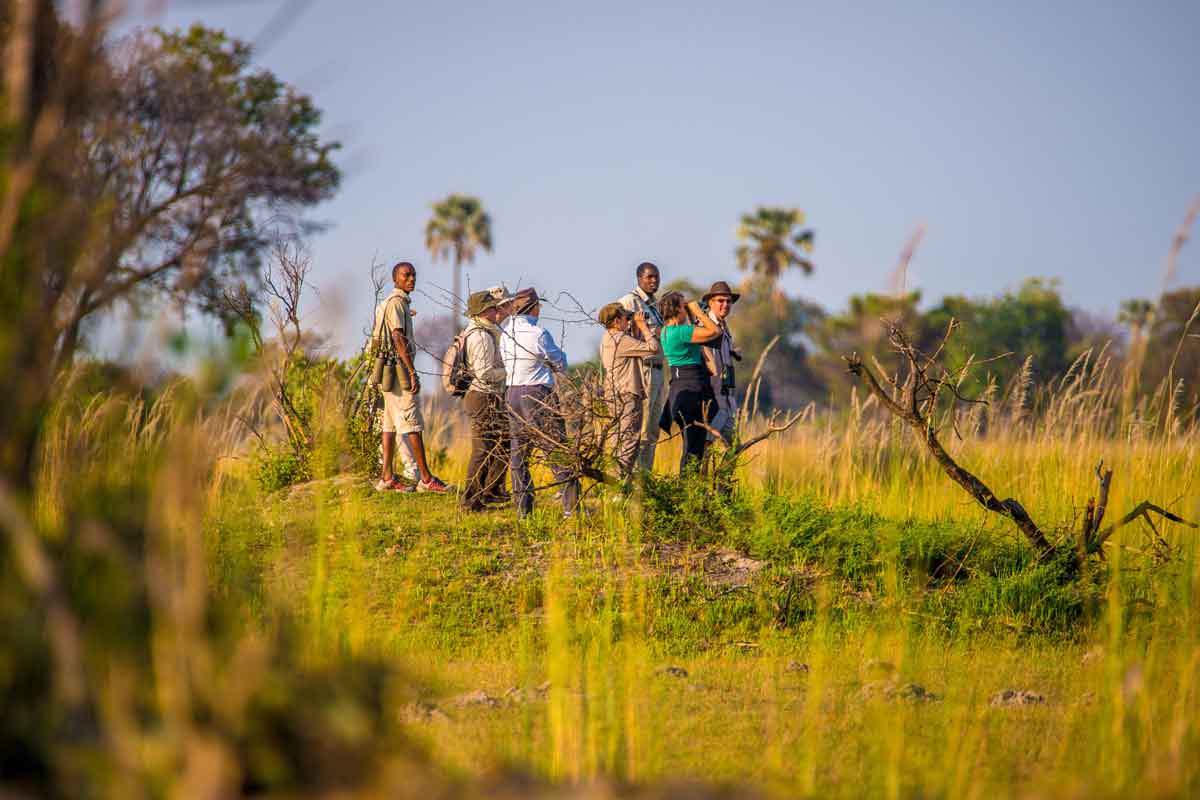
500;287;579;518
460;289;512;511
699;281;743;443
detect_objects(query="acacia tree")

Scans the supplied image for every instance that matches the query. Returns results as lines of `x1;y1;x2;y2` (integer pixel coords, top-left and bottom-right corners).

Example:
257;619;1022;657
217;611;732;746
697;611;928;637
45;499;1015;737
0;18;340;488
424;193;492;320
735;206;815;301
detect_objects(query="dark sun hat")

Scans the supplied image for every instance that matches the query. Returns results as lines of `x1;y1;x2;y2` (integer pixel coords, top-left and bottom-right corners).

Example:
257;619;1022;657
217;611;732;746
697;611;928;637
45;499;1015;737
510;287;541;314
701;281;741;304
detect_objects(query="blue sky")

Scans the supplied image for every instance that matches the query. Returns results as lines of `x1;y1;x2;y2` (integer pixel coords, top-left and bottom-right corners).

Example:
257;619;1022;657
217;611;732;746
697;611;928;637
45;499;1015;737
123;0;1199;361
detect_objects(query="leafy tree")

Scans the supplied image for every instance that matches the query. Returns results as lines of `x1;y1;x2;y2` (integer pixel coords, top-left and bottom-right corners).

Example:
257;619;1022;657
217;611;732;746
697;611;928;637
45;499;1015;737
729;277;825;409
810;291;928;398
1066;307;1125;362
1125;287;1200;403
734;206;815;297
1;20;340;486
424;193;493;319
924;278;1071;390
64;25;339;364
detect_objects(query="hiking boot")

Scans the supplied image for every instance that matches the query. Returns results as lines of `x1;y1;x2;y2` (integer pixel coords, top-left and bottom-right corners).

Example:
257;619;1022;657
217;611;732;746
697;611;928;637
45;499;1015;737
417;476;452;494
375;476;415;493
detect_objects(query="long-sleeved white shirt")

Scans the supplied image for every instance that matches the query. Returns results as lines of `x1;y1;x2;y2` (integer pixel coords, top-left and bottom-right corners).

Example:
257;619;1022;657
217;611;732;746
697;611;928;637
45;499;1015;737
500;314;567;387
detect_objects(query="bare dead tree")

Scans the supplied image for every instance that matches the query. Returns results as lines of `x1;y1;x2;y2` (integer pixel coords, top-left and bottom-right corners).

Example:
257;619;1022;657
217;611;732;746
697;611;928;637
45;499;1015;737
845;320;1197;566
222;235;321;455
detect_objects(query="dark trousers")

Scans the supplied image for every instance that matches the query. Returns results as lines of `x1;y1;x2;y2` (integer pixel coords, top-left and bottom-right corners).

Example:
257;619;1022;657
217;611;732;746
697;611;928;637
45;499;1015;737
507;385;579;517
668;365;715;474
462;389;508;510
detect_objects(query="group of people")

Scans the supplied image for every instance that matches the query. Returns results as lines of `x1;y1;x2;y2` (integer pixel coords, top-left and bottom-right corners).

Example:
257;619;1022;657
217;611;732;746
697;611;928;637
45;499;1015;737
371;260;741;517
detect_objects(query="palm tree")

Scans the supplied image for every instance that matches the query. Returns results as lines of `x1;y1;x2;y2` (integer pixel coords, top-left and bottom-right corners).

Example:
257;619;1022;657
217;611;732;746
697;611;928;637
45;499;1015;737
424;194;493;320
735;207;815;294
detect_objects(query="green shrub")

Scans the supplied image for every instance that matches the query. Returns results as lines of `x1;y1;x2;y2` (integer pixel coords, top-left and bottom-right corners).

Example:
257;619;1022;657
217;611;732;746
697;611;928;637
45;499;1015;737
253;447;311;493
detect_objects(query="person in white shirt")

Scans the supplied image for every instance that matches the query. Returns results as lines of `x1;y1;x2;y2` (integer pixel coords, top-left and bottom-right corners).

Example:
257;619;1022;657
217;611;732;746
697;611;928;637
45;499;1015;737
618;262;667;472
500;288;579;518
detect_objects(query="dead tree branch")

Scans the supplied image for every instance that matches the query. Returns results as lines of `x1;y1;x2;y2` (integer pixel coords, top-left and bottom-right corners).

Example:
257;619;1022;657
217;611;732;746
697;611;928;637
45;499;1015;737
844;320;1196;564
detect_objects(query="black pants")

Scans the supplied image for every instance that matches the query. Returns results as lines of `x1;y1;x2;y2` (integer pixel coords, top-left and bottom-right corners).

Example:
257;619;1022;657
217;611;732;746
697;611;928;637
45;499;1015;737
667;365;715;474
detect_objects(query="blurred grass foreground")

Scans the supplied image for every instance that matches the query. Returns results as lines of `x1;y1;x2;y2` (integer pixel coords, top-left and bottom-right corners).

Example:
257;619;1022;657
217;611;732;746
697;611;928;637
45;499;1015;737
3;5;1200;799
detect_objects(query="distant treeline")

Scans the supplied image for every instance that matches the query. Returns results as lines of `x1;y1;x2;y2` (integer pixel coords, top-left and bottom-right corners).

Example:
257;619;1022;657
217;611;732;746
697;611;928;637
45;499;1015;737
663;276;1200;412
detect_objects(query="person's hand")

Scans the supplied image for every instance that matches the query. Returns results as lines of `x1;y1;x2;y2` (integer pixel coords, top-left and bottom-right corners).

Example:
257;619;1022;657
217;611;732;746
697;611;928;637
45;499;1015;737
633;311;649;330
409;370;421;395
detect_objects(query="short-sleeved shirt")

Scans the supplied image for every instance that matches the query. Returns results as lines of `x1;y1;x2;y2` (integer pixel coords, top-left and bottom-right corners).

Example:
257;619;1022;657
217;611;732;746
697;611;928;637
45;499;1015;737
660;324;704;367
373;289;414;361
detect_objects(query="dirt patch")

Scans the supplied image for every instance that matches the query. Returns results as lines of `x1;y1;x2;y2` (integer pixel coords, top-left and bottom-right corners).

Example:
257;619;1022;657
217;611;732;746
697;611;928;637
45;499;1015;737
643;542;767;589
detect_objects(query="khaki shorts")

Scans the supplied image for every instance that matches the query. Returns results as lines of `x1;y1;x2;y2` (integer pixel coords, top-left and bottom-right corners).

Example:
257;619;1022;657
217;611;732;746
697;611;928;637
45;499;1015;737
381;390;423;435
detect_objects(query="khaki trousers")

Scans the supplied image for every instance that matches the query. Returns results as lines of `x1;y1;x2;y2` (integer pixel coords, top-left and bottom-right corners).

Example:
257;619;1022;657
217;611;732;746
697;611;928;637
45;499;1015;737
636;364;668;472
608;391;644;477
461;390;508;510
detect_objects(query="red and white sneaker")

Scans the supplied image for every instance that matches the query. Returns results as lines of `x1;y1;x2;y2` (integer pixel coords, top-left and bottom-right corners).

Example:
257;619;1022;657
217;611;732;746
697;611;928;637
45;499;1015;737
375;476;415;493
417;476;453;494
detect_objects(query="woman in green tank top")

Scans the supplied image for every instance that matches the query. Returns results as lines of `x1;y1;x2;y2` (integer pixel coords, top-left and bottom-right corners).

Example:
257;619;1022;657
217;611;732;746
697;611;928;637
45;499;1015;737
657;292;722;472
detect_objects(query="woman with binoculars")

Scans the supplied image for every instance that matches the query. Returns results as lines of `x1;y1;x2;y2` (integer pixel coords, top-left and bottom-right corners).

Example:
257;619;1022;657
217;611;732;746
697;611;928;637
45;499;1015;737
656;292;723;473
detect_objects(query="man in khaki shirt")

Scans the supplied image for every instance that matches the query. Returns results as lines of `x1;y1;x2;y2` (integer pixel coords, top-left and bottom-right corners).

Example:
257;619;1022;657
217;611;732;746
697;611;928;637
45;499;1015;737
372;262;450;493
598;303;659;477
460;290;510;512
617;261;667;472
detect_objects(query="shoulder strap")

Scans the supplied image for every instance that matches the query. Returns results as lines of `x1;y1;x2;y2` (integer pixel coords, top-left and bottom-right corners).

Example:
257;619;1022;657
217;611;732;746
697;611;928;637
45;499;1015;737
373;295;406;353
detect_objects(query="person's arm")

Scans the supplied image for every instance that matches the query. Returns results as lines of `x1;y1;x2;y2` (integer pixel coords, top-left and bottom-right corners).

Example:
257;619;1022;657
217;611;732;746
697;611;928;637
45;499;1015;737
539;328;568;371
687;300;721;343
386;299;420;392
618;313;660;357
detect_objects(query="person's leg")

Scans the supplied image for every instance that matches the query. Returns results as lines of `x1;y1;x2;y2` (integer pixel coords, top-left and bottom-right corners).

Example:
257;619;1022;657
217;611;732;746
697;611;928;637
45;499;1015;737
536;390;578;514
507;388;535;517
481;394;509;501
616;395;643;477
394;389;441;485
395;434;418;480
460;391;488;510
380;392;399;480
381;431;395;480
673;387;707;474
721;391;738;442
637;367;666;472
403;432;432;481
707;377;732;445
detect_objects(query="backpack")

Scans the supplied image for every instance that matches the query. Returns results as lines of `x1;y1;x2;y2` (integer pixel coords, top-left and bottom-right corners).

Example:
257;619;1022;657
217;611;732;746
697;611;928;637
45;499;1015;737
441;332;473;397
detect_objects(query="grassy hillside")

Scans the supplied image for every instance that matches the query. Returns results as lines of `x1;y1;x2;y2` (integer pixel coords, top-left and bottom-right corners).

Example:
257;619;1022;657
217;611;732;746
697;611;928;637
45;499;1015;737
201;414;1200;797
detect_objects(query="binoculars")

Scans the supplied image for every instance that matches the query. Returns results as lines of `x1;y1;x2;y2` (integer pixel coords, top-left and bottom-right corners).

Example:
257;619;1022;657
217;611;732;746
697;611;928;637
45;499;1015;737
371;354;398;393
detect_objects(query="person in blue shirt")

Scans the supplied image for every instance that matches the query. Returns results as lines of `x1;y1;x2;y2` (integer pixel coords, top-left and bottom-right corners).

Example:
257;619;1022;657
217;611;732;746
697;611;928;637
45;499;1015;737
499;288;579;518
657;291;722;473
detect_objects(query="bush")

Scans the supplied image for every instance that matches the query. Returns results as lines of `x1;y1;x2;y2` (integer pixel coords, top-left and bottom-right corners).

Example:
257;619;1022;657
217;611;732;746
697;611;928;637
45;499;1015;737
640;469;752;544
253;446;311;493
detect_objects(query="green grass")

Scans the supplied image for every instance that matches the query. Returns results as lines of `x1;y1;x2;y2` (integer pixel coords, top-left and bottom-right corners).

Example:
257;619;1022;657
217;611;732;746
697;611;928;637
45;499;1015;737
200;449;1200;796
